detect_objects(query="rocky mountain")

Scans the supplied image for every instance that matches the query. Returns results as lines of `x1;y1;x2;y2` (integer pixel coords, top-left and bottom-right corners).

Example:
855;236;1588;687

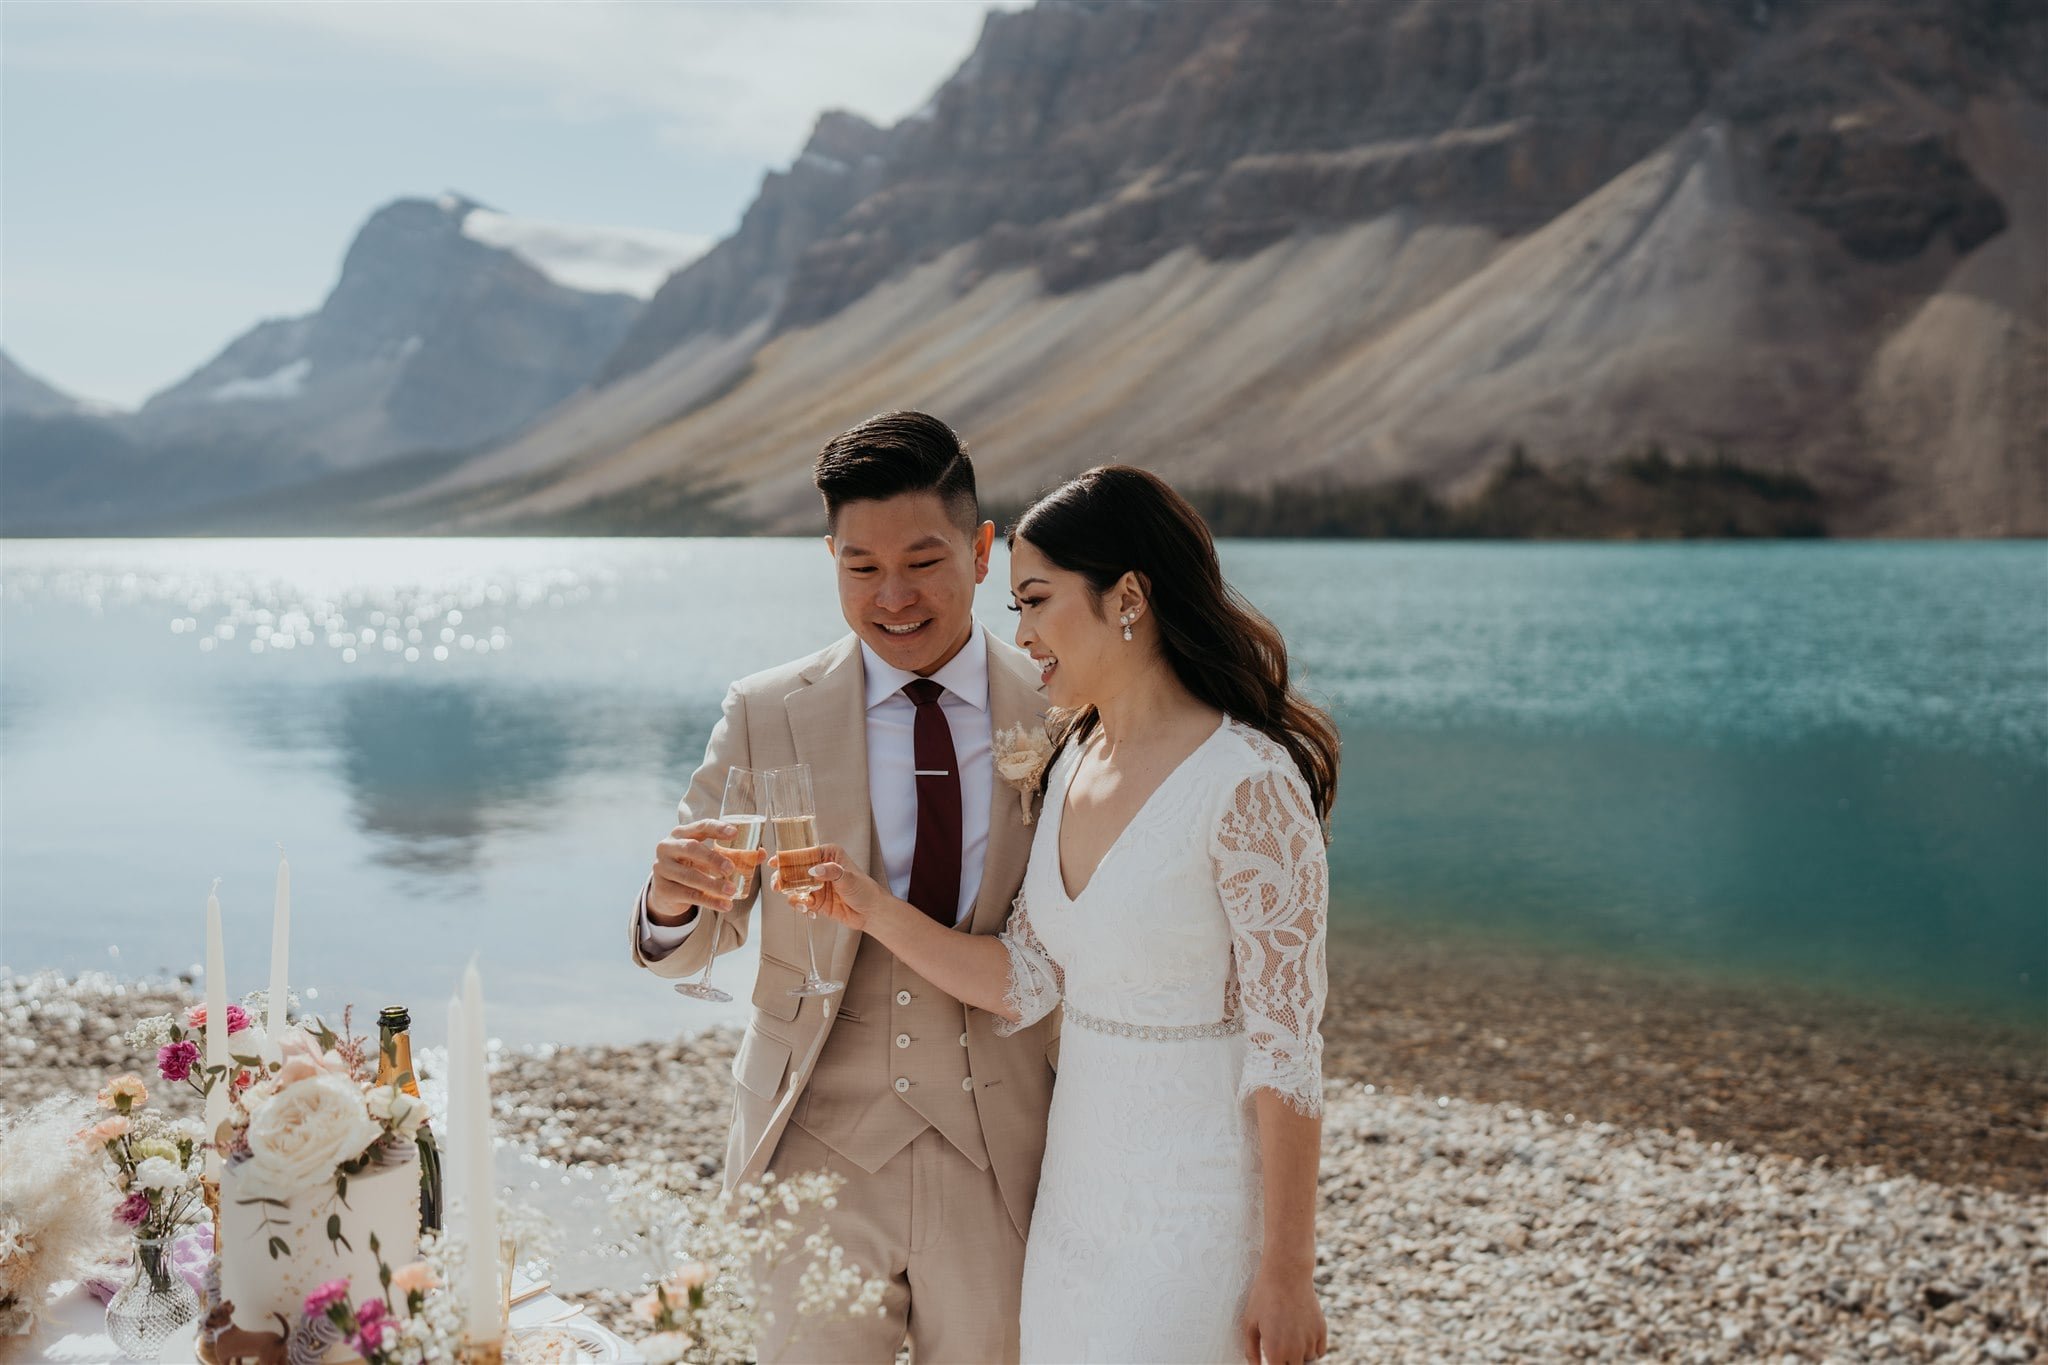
2;196;689;533
371;0;2042;539
19;0;2048;540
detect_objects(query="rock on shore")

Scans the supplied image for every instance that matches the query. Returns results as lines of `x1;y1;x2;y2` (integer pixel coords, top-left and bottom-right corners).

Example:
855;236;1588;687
6;970;2043;1362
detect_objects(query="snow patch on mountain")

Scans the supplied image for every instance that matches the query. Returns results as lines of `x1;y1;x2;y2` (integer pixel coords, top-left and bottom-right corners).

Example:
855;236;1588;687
460;209;710;298
208;358;311;402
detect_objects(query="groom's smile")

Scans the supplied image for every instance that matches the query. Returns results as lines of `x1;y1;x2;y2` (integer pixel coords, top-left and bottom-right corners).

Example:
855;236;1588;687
827;489;995;677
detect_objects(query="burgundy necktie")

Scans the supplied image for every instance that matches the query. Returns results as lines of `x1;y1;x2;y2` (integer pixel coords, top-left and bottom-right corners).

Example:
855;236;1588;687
903;678;963;926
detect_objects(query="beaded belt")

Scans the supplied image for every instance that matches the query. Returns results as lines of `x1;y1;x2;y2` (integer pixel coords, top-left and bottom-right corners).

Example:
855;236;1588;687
1063;1003;1242;1041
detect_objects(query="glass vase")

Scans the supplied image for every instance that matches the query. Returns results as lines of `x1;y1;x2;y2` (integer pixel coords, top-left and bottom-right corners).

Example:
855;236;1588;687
105;1236;199;1359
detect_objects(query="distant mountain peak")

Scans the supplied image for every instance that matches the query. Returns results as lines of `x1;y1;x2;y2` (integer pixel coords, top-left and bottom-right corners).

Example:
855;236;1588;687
0;349;99;419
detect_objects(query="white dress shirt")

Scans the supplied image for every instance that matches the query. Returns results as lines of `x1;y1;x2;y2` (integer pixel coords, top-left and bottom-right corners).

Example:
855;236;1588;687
641;625;994;955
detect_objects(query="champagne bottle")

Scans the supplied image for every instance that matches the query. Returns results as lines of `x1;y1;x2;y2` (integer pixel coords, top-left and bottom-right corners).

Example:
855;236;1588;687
376;1005;443;1231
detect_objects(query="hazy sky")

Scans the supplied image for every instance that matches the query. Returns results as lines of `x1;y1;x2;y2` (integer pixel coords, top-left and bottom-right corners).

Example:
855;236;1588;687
1;1;1003;408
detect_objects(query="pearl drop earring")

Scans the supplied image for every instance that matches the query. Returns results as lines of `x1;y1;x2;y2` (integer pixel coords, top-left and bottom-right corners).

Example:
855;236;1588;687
1120;612;1134;642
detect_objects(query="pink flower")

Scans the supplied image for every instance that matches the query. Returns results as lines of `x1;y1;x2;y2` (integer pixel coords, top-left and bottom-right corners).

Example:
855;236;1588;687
667;1262;710;1293
387;1262;437;1297
114;1191;151;1226
157;1040;201;1083
97;1074;148;1111
184;1003;251;1034
353;1298;388;1326
303;1278;351;1318
273;1029;344;1089
354;1320;397;1358
78;1115;130;1145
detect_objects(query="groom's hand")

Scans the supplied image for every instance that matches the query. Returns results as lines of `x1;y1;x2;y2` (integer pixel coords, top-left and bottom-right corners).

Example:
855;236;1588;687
649;819;745;925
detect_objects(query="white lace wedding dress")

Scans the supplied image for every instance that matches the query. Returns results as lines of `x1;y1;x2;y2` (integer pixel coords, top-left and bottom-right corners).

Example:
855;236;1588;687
998;718;1329;1364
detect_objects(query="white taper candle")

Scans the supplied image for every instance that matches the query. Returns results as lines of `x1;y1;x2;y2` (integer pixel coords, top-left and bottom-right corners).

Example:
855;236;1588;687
459;961;500;1344
266;850;291;1036
203;880;229;1176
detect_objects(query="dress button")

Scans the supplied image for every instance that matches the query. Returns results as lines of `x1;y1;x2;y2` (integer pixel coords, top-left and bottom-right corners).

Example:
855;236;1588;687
894;1077;910;1093
895;1033;911;1049
896;990;912;1006
961;1077;974;1091
959;1032;969;1047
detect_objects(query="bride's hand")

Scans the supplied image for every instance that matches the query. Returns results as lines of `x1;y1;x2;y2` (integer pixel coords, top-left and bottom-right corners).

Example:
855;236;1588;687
1240;1263;1326;1365
770;844;886;932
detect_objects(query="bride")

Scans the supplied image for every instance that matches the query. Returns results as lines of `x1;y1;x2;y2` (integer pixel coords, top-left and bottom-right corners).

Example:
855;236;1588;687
779;466;1339;1365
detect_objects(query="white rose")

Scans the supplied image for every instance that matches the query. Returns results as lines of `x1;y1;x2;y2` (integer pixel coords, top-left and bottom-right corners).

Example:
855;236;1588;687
366;1084;427;1139
135;1155;187;1191
236;1071;382;1199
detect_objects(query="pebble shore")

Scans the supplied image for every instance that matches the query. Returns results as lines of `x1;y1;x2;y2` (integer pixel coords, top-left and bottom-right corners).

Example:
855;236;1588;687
6;948;2043;1363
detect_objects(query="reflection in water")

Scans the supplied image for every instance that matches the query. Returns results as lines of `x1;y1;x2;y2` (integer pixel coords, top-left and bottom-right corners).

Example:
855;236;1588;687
328;683;577;872
3;538;2042;1041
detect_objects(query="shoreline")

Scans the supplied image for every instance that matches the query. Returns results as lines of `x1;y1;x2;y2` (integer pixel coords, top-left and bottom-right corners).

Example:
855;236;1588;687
6;963;2044;1361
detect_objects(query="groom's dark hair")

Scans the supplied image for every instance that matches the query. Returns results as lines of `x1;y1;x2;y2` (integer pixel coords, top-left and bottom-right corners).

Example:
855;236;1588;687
814;411;980;533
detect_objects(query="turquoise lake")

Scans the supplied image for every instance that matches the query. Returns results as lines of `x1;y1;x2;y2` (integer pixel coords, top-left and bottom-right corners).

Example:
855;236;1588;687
2;539;2042;1045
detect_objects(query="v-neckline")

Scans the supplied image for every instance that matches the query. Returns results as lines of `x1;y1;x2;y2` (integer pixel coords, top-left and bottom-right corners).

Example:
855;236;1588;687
1052;717;1230;903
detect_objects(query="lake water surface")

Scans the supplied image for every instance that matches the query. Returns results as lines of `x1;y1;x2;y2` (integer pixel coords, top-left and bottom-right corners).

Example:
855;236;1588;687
3;539;2042;1046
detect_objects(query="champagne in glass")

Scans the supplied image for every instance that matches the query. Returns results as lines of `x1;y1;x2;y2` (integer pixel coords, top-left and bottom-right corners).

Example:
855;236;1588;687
765;764;843;997
673;767;766;1003
771;814;823;893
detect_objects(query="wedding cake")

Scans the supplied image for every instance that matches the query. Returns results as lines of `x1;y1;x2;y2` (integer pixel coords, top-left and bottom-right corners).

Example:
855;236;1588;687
192;1022;432;1364
211;1145;422;1359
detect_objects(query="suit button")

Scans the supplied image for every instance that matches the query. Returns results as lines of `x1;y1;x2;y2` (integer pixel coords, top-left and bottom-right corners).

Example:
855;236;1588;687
895;1033;911;1049
961;1077;974;1091
894;1077;910;1093
959;1032;969;1047
896;990;912;1005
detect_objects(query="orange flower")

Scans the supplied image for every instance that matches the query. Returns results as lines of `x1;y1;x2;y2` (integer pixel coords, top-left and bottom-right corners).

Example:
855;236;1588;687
98;1074;148;1112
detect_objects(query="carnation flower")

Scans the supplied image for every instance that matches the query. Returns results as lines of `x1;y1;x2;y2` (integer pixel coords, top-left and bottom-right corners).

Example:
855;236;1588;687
184;1003;251;1034
78;1115;129;1146
113;1191;151;1227
668;1262;710;1292
156;1040;201;1083
388;1261;437;1297
130;1137;181;1166
134;1156;185;1191
97;1075;147;1112
303;1278;351;1317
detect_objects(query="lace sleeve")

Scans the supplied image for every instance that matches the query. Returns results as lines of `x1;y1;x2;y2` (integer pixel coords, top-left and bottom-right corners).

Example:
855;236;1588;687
994;891;1064;1036
1213;760;1329;1117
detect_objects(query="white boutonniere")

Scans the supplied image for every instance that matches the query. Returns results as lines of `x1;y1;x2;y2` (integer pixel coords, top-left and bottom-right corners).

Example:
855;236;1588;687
992;723;1055;824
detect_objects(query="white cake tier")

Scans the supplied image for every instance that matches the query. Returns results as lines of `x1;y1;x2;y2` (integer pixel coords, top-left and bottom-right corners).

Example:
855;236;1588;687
217;1143;421;1357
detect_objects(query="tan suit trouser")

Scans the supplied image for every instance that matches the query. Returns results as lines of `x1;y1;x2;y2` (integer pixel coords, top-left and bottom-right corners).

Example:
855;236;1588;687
757;1122;1025;1365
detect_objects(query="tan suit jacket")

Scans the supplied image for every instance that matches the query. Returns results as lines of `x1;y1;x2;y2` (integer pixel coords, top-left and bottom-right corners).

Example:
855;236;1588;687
629;630;1058;1236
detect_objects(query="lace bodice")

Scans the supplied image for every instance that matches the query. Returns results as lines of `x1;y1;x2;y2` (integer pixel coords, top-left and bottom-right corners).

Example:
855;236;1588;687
998;718;1329;1116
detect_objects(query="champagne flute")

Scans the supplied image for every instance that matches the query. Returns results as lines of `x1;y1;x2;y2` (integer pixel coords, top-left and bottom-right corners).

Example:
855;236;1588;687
672;767;766;1003
765;763;844;997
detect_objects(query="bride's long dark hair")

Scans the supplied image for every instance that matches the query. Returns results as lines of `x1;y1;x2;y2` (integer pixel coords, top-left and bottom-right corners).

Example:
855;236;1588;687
1009;465;1340;825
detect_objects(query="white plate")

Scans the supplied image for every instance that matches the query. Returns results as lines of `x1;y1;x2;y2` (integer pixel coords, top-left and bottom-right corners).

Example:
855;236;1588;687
510;1319;623;1363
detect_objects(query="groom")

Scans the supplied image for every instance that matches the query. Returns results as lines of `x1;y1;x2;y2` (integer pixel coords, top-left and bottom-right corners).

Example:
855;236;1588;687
627;411;1057;1363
